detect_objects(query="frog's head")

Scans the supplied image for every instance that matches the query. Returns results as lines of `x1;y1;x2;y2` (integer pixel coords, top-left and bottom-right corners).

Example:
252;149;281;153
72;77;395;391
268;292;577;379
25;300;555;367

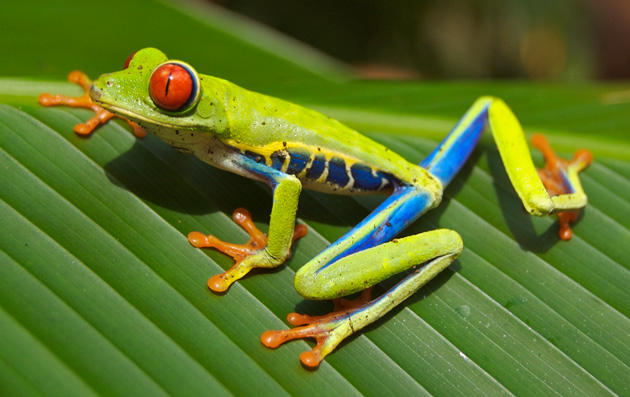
91;48;219;132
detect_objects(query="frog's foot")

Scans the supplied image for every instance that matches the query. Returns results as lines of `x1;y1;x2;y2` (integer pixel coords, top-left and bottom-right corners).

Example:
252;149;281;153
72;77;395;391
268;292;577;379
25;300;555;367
188;208;307;292
261;288;375;368
531;134;593;240
331;287;374;311
38;71;146;137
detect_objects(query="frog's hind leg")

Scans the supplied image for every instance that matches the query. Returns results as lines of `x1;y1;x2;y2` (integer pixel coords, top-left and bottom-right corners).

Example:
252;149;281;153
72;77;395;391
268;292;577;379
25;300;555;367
262;226;462;368
421;96;592;239
261;183;461;368
531;134;592;239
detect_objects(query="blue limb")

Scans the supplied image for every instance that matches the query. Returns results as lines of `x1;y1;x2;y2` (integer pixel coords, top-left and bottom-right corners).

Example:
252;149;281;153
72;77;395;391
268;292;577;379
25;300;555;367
259;98;511;367
293;99;494;272
420;97;491;186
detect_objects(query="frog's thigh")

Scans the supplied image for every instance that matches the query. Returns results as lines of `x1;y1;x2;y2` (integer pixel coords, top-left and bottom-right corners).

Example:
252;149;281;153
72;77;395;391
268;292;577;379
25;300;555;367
295;228;463;300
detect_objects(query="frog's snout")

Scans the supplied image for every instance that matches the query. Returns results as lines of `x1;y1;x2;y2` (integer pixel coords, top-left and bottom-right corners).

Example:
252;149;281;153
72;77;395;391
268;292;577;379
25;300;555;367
89;83;101;102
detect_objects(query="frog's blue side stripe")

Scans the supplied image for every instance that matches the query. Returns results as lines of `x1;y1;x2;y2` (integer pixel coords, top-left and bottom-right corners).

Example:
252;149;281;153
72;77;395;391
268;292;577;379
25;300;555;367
351;163;392;191
242;146;398;192
270;151;284;170
286;149;310;175
306;154;327;180
234;152;291;187
420;100;490;186
327;157;350;187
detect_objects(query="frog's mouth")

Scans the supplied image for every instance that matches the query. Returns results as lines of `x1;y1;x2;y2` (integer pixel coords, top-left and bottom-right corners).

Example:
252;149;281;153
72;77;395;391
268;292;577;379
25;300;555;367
90;84;188;130
89;84;137;119
98;101;146;123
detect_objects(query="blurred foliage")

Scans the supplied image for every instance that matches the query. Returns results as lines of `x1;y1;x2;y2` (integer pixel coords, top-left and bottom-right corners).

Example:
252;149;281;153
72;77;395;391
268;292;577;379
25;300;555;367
217;0;630;80
0;0;348;88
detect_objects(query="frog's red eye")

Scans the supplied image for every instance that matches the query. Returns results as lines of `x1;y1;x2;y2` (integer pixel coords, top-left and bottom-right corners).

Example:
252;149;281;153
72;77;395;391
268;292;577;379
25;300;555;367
149;61;200;112
123;51;138;69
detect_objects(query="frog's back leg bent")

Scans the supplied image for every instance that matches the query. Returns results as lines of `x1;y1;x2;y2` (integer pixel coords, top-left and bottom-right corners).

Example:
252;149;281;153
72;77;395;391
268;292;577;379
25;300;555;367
263;183;464;368
263;97;592;367
422;97;591;221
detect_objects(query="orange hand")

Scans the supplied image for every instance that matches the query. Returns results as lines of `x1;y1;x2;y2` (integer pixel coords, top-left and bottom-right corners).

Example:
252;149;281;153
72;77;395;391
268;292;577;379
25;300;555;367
188;208;307;292
38;71;146;137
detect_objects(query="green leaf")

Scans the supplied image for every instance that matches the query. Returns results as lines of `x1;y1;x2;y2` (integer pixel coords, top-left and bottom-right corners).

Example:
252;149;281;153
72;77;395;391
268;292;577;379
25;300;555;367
2;0;629;395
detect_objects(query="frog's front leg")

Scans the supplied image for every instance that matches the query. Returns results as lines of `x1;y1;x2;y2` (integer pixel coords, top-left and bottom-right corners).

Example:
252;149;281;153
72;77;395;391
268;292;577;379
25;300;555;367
188;156;307;292
264;229;462;368
38;71;146;137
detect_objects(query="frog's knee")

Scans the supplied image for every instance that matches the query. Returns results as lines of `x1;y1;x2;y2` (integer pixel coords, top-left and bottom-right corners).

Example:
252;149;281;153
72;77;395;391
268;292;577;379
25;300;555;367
294;266;320;300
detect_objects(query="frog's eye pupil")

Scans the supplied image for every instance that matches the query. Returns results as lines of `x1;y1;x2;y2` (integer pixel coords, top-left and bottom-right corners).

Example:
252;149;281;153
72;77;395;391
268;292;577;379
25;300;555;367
123;51;137;70
149;62;199;112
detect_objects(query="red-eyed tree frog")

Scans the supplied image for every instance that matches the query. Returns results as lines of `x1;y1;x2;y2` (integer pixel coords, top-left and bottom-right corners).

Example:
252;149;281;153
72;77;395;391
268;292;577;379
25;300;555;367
39;48;592;368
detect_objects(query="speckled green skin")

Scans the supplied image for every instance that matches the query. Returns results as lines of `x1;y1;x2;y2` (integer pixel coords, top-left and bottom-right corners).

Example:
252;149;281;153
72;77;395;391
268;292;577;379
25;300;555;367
91;48;441;197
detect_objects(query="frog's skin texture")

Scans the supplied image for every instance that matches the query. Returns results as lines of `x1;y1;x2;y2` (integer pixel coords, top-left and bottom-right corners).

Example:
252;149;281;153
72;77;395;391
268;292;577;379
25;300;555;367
38;48;592;368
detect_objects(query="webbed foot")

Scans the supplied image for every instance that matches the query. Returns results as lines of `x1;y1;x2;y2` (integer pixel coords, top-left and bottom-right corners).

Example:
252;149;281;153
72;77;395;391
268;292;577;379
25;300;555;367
188;208;307;292
261;287;374;368
532;134;593;240
39;71;145;137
